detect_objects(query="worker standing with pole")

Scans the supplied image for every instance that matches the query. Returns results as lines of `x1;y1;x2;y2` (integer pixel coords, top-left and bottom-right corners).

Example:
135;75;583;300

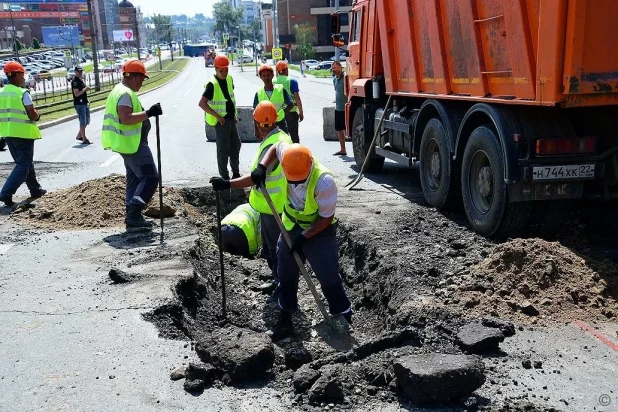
101;60;163;231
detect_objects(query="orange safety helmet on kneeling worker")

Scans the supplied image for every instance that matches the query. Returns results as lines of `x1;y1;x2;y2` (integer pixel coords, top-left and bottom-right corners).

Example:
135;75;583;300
122;60;149;79
4;61;25;74
214;55;229;68
281;144;313;182
254;101;278;127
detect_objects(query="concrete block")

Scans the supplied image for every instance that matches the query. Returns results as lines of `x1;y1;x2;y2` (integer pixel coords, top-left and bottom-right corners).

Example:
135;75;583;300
204;106;259;143
323;106;338;141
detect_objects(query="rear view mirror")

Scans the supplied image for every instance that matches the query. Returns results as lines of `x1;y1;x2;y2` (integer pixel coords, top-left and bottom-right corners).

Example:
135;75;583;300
332;34;345;48
330;13;341;34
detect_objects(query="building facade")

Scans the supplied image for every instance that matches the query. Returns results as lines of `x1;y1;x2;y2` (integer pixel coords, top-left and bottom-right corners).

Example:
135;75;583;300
277;0;351;58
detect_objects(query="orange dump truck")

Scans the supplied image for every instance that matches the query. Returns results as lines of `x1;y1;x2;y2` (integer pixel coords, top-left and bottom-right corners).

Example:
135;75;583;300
332;0;618;236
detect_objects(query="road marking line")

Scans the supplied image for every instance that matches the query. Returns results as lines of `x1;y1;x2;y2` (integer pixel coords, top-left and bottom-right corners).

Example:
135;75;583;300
573;320;618;352
100;154;120;168
0;244;14;255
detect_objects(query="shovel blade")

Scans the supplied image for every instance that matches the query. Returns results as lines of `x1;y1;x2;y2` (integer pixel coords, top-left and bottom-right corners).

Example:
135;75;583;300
314;316;357;352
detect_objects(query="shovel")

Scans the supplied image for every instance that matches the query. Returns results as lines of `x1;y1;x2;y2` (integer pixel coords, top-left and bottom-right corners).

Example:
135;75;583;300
259;186;354;350
155;115;164;244
215;190;227;319
346;95;393;190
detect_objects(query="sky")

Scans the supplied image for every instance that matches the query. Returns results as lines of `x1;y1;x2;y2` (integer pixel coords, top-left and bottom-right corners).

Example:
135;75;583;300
129;0;271;18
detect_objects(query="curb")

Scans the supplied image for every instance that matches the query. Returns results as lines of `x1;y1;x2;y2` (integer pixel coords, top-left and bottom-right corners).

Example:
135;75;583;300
39;61;188;131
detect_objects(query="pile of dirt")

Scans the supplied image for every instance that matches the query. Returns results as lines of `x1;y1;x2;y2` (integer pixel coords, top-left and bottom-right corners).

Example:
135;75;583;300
444;238;618;323
14;174;187;230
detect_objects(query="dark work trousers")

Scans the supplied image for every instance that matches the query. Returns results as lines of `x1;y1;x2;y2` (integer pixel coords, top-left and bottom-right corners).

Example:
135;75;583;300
261;213;282;283
121;142;159;206
276;222;351;315
0;138;43;197
285;112;300;143
276;119;289;134
214;120;241;180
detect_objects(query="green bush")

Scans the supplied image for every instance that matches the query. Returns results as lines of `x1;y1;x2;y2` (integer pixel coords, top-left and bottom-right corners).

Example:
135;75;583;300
32;38;41;49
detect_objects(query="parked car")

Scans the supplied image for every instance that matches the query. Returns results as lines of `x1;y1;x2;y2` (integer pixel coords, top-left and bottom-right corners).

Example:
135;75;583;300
23;72;36;88
237;54;254;63
302;59;320;69
103;64;114;73
314;60;334;70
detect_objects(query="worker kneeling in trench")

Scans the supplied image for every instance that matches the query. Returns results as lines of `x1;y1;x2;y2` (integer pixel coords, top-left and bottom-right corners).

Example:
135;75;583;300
220;203;261;259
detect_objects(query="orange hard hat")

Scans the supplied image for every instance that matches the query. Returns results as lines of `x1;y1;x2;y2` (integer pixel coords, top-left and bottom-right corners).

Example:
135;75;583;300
282;144;313;182
4;61;25;74
122;60;149;79
214;55;229;68
253;101;278;127
275;61;288;73
258;64;274;75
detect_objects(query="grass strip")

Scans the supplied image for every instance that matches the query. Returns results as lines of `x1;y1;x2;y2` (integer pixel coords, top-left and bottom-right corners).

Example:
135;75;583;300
38;58;189;122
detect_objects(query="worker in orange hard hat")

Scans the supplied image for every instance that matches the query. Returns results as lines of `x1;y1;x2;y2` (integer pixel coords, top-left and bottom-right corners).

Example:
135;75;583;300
199;54;241;180
101;59;163;230
249;142;352;340
275;60;304;143
0;61;47;207
253;64;293;134
210;101;293;303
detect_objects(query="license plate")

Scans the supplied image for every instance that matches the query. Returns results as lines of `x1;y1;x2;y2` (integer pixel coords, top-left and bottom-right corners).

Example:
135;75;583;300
532;164;595;181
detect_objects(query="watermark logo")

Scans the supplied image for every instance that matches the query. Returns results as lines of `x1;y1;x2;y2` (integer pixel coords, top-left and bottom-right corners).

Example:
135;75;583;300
599;394;611;407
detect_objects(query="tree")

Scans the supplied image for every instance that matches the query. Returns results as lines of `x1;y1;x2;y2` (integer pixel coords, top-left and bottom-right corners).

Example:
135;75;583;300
32;37;41;49
294;23;316;60
13;38;23;52
213;0;243;45
152;14;174;44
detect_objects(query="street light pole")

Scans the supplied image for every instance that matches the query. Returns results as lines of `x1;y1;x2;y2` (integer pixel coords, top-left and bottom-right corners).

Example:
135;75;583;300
87;0;101;91
8;7;18;57
334;0;340;61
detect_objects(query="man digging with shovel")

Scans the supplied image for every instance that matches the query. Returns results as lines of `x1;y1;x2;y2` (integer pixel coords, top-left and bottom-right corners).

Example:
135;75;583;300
250;143;353;340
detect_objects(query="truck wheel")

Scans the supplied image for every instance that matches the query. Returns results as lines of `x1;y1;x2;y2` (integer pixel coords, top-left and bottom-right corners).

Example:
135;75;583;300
419;118;458;209
352;107;384;173
461;125;529;237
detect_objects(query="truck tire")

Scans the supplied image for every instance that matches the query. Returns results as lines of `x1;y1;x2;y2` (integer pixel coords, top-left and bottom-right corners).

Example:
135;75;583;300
419;118;458;209
461;125;529;237
352;107;384;173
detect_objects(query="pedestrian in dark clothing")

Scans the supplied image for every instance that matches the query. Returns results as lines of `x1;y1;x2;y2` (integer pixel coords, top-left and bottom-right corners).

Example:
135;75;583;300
71;66;92;144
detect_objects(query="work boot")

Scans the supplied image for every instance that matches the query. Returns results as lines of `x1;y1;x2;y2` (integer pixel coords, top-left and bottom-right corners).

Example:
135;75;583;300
30;189;47;199
266;310;293;341
266;285;281;304
0;193;15;207
125;205;153;230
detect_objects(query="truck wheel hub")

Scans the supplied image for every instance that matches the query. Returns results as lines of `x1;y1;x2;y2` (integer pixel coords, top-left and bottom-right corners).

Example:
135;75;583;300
430;152;441;179
477;166;492;197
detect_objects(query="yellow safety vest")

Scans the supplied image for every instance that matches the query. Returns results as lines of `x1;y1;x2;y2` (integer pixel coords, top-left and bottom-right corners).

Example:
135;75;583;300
101;83;143;154
274;75;298;114
282;160;336;231
256;84;286;122
249;130;293;214
221;203;262;255
0;84;41;140
205;75;237;126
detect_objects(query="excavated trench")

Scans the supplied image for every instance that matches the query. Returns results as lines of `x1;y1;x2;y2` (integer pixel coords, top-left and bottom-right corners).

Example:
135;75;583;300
142;186;535;410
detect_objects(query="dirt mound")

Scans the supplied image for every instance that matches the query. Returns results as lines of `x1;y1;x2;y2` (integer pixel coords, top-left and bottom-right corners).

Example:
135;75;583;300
14;174;187;230
446;238;618;323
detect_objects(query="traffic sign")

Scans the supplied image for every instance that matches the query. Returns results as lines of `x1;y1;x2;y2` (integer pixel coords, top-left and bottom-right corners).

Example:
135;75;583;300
272;48;283;60
222;33;229;40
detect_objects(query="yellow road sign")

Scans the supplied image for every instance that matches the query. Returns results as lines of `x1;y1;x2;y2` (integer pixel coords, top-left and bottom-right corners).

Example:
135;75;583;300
272;47;283;60
223;33;229;40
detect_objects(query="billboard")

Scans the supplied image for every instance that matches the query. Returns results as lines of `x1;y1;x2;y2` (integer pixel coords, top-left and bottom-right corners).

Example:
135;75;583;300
113;30;134;42
0;11;80;18
41;26;79;47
